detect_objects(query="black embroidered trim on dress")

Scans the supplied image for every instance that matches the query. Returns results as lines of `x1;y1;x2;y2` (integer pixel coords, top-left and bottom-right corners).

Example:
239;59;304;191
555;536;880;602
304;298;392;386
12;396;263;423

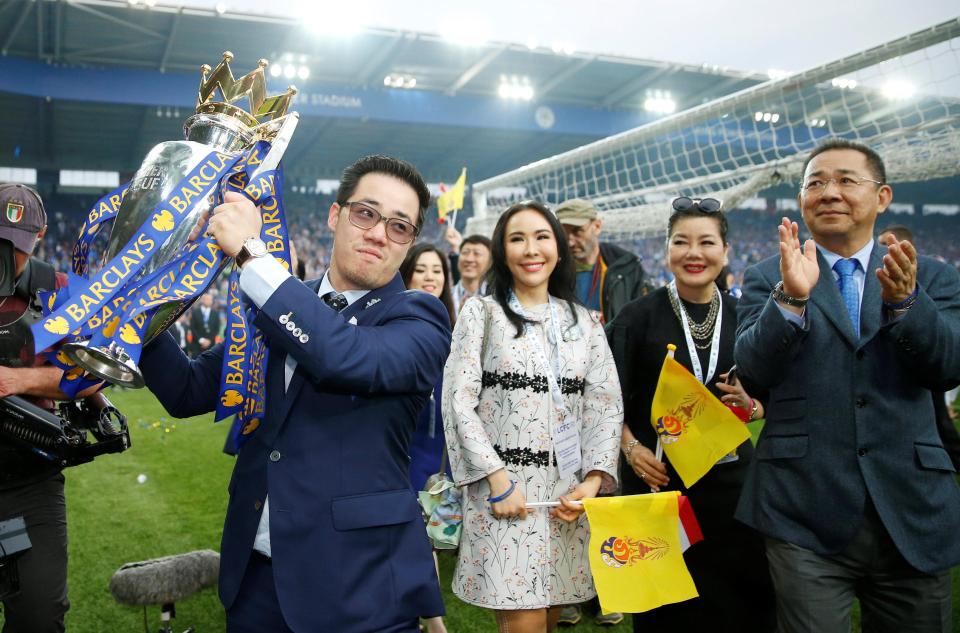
481;371;585;395
494;444;550;468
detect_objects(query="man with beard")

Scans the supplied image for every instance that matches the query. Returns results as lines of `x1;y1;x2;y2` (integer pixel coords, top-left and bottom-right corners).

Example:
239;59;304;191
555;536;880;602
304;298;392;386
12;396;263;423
557;199;650;326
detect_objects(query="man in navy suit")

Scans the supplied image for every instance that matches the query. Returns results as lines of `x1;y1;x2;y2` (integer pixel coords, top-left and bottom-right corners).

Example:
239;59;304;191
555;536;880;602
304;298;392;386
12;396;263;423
735;138;960;633
139;155;451;632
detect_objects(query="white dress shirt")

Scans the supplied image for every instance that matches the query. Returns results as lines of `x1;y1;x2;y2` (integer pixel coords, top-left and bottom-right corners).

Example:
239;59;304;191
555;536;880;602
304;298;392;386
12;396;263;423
239;255;369;557
777;239;874;327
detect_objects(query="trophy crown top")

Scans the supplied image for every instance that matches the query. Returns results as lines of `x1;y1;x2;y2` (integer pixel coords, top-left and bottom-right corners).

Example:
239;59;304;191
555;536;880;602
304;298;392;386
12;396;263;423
195;51;295;128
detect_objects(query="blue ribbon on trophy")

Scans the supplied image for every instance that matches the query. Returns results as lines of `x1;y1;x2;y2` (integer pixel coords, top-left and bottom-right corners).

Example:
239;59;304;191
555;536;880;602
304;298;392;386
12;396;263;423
215;163;292;454
32;149;242;351
72;182;130;277
34;151;244;396
29;52;300;416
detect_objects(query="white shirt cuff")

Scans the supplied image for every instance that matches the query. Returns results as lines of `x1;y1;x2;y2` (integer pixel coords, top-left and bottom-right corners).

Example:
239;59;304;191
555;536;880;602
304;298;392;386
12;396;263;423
239;256;292;308
776;302;806;327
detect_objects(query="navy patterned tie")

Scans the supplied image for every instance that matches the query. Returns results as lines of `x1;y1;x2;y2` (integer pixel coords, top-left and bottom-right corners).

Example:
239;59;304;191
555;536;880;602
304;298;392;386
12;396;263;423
323;292;348;312
833;258;860;338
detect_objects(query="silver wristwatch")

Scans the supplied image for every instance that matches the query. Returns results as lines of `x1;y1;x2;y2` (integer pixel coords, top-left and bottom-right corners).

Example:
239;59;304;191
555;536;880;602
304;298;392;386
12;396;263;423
772;281;808;308
235;237;268;268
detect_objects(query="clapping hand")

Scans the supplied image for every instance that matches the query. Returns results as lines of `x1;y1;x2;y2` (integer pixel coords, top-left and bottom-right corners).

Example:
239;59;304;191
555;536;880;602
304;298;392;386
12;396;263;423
877;233;918;305
778;217;819;305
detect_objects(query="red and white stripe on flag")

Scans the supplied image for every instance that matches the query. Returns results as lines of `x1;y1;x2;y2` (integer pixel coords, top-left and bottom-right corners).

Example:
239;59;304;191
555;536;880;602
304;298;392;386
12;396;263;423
678;495;704;552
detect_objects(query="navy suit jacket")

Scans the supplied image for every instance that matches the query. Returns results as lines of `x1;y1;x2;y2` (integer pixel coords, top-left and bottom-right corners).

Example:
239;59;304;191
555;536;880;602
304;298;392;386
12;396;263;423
734;247;960;574
140;273;451;631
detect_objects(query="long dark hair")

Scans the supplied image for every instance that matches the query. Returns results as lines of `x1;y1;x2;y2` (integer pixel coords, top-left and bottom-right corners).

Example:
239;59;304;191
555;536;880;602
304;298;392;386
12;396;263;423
400;242;456;326
488;200;579;337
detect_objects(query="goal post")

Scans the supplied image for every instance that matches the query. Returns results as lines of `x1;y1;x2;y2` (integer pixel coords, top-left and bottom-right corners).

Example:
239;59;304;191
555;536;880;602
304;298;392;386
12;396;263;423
468;18;960;238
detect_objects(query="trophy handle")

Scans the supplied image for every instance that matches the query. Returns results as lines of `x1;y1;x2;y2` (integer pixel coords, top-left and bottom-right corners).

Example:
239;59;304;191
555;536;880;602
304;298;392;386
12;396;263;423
251;113;300;171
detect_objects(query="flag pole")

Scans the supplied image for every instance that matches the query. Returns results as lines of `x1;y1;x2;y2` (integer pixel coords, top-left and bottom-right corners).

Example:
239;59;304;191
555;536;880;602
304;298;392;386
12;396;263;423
649;344;677;491
525;500;583;508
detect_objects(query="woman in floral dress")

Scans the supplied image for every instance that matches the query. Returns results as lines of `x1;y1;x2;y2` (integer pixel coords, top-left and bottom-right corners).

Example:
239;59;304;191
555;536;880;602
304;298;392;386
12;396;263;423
442;200;623;633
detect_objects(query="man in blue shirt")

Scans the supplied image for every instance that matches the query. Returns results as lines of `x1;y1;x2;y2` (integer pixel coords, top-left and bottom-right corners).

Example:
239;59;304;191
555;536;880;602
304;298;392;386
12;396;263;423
735;138;960;633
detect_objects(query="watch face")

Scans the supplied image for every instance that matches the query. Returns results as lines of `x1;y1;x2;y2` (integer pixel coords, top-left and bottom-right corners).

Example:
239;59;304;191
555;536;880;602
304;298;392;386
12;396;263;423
246;238;268;257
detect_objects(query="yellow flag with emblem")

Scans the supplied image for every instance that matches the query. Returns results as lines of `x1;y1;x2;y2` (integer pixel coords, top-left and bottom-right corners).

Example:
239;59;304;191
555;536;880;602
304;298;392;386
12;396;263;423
436;168;467;220
650;349;751;488
583;492;698;613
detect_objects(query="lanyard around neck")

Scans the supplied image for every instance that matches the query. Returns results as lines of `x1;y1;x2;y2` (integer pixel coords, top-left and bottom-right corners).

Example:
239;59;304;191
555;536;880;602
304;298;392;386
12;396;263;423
508;291;566;410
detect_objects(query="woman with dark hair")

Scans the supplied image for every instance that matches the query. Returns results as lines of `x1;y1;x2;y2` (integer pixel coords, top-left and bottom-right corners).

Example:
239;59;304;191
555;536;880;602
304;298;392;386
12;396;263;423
400;242;456;633
442;201;622;633
606;197;775;633
400;242;457;337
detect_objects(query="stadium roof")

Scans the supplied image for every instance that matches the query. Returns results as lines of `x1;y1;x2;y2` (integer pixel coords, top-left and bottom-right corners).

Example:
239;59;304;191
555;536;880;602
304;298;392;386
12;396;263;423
0;0;780;184
1;0;957;192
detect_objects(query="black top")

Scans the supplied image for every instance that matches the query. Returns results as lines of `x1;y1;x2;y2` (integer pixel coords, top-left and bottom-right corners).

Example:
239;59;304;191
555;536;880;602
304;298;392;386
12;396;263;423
607;286;758;535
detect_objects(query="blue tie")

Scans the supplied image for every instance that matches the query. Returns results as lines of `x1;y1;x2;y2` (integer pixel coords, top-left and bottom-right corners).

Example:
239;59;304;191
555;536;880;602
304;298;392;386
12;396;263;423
833;258;860;338
323;292;348;312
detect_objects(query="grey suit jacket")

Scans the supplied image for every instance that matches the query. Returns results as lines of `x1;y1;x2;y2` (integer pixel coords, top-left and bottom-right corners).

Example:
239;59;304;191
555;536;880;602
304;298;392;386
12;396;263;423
734;245;960;573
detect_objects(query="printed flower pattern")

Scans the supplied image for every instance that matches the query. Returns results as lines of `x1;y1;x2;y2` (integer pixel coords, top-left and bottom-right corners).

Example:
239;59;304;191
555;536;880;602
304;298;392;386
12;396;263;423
442;296;623;608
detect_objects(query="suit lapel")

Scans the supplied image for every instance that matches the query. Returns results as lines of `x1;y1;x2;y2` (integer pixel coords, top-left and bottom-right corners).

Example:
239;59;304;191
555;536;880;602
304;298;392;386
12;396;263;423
810;250;858;347
270;278;323;426
342;273;405;324
269;275;402;427
857;245;885;348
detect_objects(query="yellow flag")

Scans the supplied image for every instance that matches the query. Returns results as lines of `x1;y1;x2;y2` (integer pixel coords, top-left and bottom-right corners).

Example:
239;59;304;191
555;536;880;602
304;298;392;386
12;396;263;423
436;168;467;219
583;492;698;613
650;352;751;488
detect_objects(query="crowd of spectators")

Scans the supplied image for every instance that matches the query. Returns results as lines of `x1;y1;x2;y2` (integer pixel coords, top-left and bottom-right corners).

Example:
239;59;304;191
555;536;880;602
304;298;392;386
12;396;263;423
30;193;960;349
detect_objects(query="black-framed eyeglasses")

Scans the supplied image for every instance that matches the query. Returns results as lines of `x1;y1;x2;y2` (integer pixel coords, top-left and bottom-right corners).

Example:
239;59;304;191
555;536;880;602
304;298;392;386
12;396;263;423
799;175;884;193
672;196;723;213
340;200;419;244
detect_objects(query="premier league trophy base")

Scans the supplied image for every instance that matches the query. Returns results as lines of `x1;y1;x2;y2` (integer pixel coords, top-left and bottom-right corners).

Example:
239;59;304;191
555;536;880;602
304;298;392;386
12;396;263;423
61;341;145;389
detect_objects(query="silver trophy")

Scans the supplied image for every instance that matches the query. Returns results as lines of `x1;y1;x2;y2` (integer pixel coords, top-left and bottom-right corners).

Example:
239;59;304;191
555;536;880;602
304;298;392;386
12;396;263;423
62;52;299;388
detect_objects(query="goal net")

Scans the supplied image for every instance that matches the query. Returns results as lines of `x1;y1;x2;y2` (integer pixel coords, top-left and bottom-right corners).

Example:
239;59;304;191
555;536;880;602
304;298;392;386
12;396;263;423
467;18;960;238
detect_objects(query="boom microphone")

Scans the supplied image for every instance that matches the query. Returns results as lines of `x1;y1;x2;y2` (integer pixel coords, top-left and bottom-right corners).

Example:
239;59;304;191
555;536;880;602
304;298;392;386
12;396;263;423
109;549;220;607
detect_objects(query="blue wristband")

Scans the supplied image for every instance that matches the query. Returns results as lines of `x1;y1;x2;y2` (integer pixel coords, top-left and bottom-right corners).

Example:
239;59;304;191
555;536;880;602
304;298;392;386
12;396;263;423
487;480;516;504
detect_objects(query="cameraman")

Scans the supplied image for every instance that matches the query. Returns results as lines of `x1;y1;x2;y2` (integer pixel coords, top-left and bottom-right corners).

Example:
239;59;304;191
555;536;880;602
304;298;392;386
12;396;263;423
0;184;99;633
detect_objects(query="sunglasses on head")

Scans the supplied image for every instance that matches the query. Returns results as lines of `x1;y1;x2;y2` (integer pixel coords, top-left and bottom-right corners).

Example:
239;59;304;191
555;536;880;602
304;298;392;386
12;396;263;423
672;196;723;213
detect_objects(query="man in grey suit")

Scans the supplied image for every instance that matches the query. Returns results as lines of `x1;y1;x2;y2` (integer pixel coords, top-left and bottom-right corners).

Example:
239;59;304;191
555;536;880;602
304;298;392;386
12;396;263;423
735;138;960;633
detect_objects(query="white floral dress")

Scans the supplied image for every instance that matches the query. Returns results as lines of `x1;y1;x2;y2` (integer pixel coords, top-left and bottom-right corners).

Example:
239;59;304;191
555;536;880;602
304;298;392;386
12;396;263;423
442;295;623;609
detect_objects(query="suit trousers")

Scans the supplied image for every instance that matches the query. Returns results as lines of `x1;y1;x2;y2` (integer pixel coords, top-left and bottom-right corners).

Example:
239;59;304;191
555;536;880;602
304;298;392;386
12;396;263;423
226;552;421;633
765;500;952;633
226;552;292;633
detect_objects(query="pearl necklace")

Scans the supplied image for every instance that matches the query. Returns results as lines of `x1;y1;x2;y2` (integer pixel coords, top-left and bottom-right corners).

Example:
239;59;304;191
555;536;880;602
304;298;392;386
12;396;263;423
668;288;720;349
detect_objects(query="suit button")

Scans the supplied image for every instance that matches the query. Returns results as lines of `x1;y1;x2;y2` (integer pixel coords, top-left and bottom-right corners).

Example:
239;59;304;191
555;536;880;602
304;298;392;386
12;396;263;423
269;450;281;462
856;397;866;408
858;448;868;457
254;500;262;511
